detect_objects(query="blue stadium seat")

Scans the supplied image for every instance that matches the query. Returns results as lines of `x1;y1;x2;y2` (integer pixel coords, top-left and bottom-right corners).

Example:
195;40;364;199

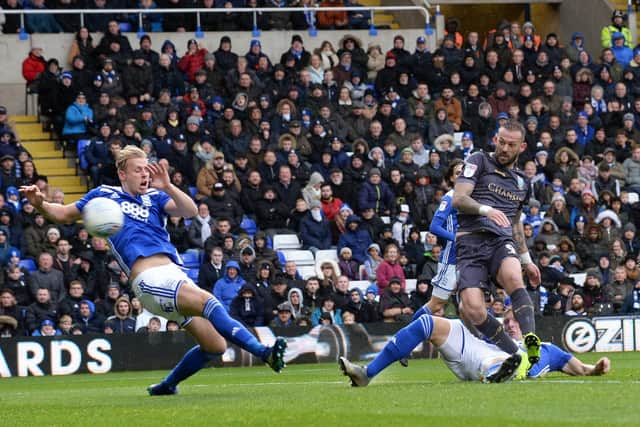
189;186;197;200
180;252;200;268
276;251;286;270
240;216;257;236
186;268;199;284
77;139;91;171
19;259;36;272
119;22;132;32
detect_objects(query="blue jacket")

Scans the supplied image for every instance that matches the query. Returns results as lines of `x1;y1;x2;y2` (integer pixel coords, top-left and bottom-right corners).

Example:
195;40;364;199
300;213;332;250
63;102;93;136
611;33;633;68
358;180;395;216
213;261;246;312
85;138;111;167
338;216;373;264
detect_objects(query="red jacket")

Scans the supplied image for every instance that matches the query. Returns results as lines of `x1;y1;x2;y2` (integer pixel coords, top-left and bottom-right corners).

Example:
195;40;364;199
321;197;343;222
178;48;208;83
22;53;46;84
376;260;406;290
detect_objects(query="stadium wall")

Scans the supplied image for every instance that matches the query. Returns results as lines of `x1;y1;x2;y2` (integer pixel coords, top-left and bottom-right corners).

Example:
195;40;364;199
0;29;428;115
2;315;638;377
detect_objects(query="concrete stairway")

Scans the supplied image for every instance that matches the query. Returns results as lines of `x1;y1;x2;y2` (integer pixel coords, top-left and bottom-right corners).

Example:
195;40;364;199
13;115;86;203
359;0;399;29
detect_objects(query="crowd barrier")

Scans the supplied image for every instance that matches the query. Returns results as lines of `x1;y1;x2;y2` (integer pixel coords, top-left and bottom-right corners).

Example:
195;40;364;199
1;315;639;377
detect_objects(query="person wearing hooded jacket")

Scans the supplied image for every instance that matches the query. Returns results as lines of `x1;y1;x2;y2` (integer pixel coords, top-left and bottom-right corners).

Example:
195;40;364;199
601;9;632;48
300;200;332;251
611;32;633;68
338;215;372;265
213;261;246;312
74;299;105;334
230;284;264;327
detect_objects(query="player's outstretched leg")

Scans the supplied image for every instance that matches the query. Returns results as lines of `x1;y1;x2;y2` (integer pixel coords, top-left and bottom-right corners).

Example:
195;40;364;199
340;313;435;386
148;345;221;396
203;297;287;372
398;305;434;367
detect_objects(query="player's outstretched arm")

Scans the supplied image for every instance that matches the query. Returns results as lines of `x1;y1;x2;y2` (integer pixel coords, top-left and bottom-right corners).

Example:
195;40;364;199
147;163;198;218
19;185;81;224
562;356;611;376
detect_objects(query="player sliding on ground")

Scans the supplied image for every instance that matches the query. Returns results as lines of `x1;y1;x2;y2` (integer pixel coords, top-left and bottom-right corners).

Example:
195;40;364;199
20;146;287;395
339;307;610;386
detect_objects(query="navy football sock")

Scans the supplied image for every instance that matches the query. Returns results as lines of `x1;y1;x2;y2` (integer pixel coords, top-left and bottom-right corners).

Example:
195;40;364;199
163;345;221;388
475;315;519;354
510;287;535;335
203;297;270;360
411;304;432;322
366;314;435;378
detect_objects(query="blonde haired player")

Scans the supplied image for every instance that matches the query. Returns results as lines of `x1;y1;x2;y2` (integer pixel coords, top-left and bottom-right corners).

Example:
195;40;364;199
20;146;286;395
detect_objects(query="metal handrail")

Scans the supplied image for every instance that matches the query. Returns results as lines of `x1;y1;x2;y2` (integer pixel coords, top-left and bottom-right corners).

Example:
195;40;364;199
2;5;433;39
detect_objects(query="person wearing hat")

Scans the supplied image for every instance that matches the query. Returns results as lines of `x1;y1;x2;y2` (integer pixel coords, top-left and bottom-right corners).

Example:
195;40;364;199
269;301;295;327
602;9;632;49
124;49;153;102
230;283;265;327
279;34;311;72
358;167;395;218
374;50;399;96
300;199;332;252
211;260;246;312
379;275;412;322
254;185;289;231
178;38;209;83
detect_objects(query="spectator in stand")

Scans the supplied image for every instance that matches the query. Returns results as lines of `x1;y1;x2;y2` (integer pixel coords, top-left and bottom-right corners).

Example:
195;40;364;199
22;46;46;91
376;243;405;290
74;299;104;334
213;261;245;312
25;287;58;334
317;0;348;30
25;0;62;33
230;284;264;327
104;296;136;333
379;276;413;322
300;199;332;252
602;10;632;48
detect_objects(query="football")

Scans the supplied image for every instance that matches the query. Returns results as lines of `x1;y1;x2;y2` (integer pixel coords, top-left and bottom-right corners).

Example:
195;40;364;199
83;197;125;238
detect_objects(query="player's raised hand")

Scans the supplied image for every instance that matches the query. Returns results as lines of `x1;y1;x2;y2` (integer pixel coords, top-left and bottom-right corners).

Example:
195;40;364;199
524;262;541;286
19;185;45;208
486;208;511;228
146;162;171;190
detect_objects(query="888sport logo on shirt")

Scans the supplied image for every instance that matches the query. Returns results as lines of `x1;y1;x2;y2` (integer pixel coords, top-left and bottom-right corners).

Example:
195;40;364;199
120;201;150;222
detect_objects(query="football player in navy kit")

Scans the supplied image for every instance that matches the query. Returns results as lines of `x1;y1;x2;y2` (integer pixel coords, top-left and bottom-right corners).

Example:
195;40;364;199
453;119;543;364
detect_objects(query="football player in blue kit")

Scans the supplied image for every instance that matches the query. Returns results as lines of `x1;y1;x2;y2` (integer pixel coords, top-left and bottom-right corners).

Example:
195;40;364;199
339;307;610;386
502;310;610;378
20;146;286;395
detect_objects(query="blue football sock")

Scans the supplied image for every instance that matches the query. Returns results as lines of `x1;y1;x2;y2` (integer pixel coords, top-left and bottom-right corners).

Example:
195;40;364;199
411;304;432;322
163;345;221;388
203;297;270;360
366;314;435;378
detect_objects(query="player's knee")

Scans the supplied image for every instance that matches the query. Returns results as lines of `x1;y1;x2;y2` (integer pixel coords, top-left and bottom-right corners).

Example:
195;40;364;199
200;337;227;354
460;300;486;324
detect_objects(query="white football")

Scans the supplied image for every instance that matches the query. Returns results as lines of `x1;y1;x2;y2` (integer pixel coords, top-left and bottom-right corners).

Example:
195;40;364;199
83;197;124;238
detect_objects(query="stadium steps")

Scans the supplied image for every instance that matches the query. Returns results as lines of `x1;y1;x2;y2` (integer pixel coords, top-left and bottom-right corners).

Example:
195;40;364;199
14;115;87;203
356;0;398;29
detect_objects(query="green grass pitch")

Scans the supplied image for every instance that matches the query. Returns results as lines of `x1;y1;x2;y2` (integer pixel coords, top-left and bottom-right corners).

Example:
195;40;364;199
1;352;638;427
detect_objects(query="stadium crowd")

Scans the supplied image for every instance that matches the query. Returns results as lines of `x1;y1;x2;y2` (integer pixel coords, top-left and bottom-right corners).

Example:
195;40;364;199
1;8;640;338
